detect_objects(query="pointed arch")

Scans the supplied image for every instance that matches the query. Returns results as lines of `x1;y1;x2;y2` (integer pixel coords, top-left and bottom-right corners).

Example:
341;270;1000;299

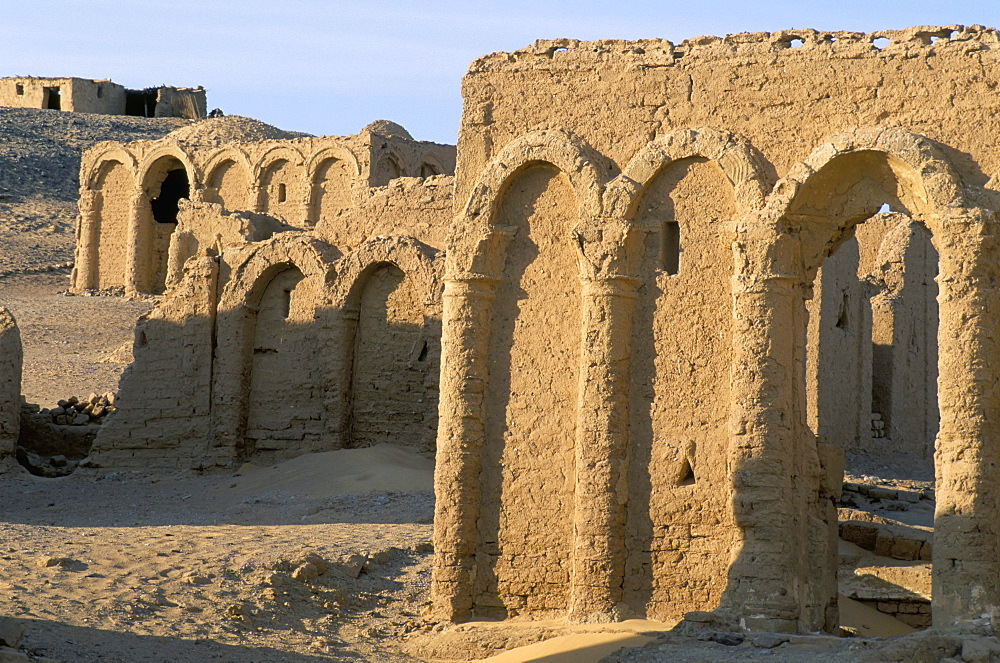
253;145;307;221
83;146;138;190
213;234;339;463
462;129;607;229
414;153;447;178
137;144;198;192
371;146;406;186
307;145;361;226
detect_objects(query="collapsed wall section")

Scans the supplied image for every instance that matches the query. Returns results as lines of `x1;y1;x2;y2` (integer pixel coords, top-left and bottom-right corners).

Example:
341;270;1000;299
85;257;219;471
316;175;454;251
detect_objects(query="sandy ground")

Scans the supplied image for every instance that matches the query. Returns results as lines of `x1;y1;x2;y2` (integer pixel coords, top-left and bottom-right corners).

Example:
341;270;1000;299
0;444;436;662
0;272;152;409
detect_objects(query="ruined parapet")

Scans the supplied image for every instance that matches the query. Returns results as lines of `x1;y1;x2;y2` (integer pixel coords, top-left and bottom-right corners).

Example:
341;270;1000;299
85;256;220;471
0;307;22;462
72;117;456;294
165;200;289;289
148;86;206;120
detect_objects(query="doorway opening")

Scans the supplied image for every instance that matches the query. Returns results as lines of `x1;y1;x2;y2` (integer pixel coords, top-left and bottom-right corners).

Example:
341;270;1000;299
43;87;61;110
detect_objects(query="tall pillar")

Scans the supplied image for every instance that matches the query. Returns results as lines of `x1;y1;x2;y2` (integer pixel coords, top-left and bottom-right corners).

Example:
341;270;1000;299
73;189;101;291
932;208;1000;627
569;274;639;621
723;228;813;632
125;191;148;294
328;306;360;447
430;274;500;620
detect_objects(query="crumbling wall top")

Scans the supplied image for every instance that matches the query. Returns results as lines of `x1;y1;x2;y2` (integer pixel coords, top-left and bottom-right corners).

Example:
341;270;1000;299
469;25;998;73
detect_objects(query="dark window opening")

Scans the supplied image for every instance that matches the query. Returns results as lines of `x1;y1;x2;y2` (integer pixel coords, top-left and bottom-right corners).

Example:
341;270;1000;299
15;84;23;96
419;163;438;177
661;220;680;274
282;288;292;319
44;87;61;110
97;85;103;98
677;457;696;486
277;182;287;203
125;89;157;117
836;291;850;329
417;339;429;362
150;169;189;224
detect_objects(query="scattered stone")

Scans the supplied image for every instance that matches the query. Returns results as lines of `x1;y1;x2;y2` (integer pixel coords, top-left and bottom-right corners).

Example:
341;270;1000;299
710;632;745;646
0;618;24;648
962;637;1000;663
36;556;78;569
291;562;320;583
752;633;789;649
684;611;715;623
333;553;367;579
0;647;29;663
182;573;211;586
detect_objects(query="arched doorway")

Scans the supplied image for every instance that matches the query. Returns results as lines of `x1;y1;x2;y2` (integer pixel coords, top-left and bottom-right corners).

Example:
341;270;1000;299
476;162;581;618
346;262;437;451
795;148;941;631
139;156;190;294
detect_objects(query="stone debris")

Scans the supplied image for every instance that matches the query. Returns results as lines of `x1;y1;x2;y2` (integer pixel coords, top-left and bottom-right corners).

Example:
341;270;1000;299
36;392;116;426
0;618;24;649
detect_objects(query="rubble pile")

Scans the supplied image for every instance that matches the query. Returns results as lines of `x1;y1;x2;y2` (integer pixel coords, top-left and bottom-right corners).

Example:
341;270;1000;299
40;392;116;426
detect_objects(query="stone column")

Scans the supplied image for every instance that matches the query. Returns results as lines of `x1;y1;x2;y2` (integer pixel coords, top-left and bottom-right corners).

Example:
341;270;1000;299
430;274;499;620
932;208;1000;627
569;274;638;621
723;230;812;632
327;306;360;447
73;190;100;291
125;191;148;295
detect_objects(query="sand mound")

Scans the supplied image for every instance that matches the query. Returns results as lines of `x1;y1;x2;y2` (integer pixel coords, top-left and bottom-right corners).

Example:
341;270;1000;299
363;119;413;140
231;443;434;501
166;115;311;147
839;594;914;637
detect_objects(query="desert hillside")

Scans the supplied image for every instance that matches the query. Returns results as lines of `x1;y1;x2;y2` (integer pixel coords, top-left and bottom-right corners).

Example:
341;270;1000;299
0;108;187;275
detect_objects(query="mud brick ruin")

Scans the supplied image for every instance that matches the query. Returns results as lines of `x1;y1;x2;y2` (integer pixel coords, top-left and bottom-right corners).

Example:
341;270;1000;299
6;23;1000;636
0;77;206;119
0;309;20;462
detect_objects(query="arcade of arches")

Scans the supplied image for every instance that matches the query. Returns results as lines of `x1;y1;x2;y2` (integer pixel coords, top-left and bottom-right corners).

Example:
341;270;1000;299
49;26;1000;637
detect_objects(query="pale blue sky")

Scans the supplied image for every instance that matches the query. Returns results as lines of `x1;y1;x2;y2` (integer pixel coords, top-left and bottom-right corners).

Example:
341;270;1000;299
0;1;995;144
